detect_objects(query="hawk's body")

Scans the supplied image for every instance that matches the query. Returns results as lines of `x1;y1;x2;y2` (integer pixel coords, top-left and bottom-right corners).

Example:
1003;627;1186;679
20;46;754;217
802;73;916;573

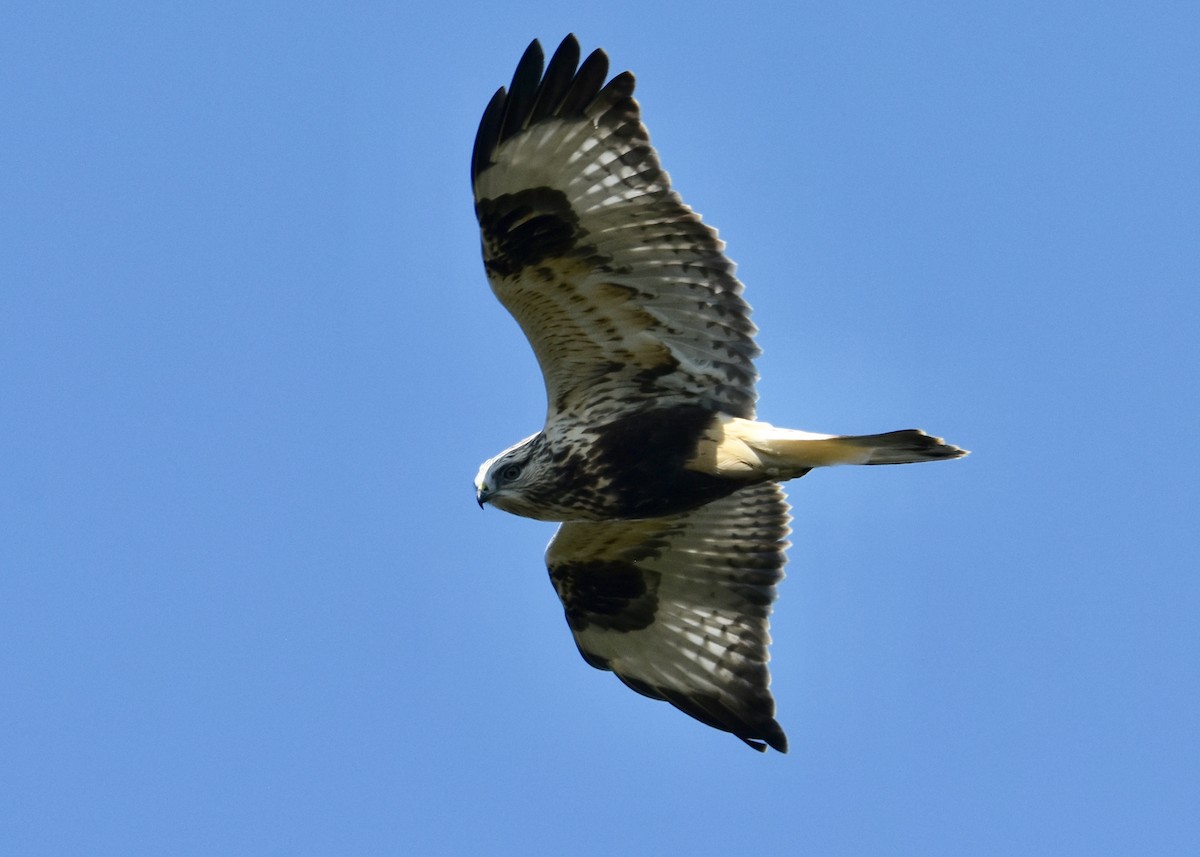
472;36;966;752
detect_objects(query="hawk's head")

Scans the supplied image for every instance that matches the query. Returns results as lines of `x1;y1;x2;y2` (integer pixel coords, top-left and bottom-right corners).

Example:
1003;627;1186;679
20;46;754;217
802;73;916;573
475;433;558;520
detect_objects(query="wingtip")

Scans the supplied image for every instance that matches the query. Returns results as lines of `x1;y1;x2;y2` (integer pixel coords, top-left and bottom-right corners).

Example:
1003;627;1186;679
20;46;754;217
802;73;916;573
739;729;787;753
934;436;970;459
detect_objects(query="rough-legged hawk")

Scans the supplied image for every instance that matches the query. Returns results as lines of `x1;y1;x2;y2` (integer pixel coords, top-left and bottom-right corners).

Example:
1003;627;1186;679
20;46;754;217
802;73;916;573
471;35;966;753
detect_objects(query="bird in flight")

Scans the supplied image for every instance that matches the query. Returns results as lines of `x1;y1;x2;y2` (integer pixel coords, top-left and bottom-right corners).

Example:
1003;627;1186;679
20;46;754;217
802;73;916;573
471;35;966;752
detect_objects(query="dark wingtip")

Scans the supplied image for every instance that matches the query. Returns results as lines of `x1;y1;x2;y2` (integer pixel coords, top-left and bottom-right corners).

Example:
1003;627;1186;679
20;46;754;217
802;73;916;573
498;38;546;143
528;34;581;126
737;720;787;753
472;35;617;186
471;86;507;183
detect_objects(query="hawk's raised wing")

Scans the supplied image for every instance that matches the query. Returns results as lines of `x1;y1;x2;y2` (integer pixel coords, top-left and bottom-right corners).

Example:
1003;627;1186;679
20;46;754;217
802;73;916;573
472;35;760;422
545;481;790;752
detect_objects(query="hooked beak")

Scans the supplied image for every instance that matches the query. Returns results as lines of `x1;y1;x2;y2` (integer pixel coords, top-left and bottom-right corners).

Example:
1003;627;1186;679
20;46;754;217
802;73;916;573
476;484;490;509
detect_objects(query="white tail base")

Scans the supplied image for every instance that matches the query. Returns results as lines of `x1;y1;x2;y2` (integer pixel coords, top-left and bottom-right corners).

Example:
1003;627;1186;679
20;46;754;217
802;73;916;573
687;415;967;481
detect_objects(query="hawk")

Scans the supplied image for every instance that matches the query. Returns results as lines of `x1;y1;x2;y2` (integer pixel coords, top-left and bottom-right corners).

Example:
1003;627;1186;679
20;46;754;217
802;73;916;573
471;35;966;753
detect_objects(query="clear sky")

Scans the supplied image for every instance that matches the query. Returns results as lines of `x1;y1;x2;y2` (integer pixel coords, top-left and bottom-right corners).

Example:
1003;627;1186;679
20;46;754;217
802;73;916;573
3;2;1198;854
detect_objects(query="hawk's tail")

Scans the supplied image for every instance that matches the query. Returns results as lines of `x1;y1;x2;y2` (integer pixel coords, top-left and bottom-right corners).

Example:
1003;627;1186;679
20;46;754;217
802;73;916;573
689;416;968;481
752;428;968;471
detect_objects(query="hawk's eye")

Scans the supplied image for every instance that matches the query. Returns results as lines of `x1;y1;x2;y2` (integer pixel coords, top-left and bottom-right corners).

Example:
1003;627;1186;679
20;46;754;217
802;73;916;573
499;463;523;482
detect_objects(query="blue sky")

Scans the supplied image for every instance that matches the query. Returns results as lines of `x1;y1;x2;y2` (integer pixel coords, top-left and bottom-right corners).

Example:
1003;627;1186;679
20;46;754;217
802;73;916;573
3;1;1198;854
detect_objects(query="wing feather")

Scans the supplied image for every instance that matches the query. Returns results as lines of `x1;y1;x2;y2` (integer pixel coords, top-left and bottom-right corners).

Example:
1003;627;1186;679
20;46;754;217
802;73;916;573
545;482;791;752
527;37;581;126
498;39;545;143
473;35;760;421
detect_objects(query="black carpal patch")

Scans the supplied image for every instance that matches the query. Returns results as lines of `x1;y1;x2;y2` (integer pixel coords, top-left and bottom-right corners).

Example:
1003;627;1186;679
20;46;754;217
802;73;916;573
550;560;661;633
477;188;585;278
592;404;742;518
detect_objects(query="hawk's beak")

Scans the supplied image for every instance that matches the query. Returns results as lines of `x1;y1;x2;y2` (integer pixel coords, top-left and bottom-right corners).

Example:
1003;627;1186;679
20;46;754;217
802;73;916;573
476;484;490;509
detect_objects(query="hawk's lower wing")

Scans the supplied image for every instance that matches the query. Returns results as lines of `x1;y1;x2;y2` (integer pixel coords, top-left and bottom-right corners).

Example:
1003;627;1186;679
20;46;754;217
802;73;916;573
545;482;791;752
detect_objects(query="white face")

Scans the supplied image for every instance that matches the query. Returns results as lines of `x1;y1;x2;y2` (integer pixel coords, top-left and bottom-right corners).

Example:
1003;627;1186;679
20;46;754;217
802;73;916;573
475;434;540;510
473;455;499;496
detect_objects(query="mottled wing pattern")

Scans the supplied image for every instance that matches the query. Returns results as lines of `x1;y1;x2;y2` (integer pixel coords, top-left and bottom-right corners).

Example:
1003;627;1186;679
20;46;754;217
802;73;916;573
472;35;760;421
545;481;791;752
